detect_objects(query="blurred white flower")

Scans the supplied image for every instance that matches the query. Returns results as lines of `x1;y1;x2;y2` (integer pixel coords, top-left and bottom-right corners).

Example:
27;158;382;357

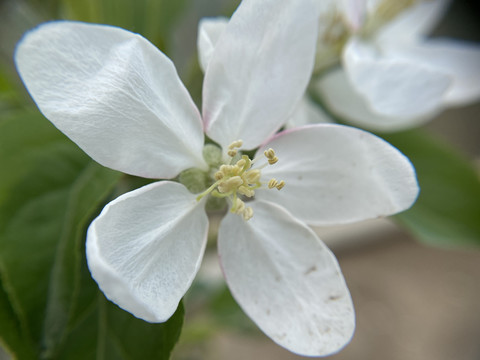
16;0;419;356
316;0;480;131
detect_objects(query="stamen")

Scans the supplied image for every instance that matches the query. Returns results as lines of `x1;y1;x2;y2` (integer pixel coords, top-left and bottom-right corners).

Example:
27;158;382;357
275;180;285;190
218;176;243;193
264;148;278;165
198;141;285;221
243;207;254;221
227;140;243;157
233;198;246;214
245;169;261;183
268;178;278;189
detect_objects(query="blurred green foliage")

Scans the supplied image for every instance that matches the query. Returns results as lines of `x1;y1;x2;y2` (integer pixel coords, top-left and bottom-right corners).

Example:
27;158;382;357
385;130;480;247
0;111;184;359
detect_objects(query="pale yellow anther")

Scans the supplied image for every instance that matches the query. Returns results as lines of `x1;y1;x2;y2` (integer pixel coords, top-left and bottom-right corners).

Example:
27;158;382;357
236;158;246;168
218;176;243;193
275;180;285;190
264;148;278;165
264;148;275;158
234;198;246;214
227;140;243;157
238;186;254;197
245;169;261;183
268;157;278;165
214;171;224;180
228;140;243;150
268;178;278;189
197;142;285;222
243;207;254;221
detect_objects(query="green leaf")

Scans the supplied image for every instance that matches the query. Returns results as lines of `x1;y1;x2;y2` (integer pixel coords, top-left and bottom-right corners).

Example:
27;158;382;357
57;289;184;360
59;0;190;51
0;275;36;359
55;244;184;360
41;162;122;357
0;109;185;359
383;129;480;247
0;109;120;355
0;109;94;353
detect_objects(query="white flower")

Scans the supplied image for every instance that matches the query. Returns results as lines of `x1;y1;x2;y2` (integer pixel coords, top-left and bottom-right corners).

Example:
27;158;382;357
15;0;419;356
316;0;480;131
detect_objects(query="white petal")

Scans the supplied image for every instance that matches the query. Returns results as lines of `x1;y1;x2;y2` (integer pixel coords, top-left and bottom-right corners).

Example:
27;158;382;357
86;181;208;322
314;0;344;71
375;0;450;46
15;21;206;179
203;0;319;151
197;17;228;73
343;38;451;118
285;95;333;129
315;69;437;131
383;39;480;106
218;200;354;356
341;0;367;32
256;124;419;226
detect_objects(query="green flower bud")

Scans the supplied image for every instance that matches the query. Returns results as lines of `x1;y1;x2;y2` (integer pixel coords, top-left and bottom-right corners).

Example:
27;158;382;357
203;143;222;167
178;168;209;194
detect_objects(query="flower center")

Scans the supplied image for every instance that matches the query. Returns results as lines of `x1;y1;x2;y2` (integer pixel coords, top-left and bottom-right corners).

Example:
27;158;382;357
197;140;284;220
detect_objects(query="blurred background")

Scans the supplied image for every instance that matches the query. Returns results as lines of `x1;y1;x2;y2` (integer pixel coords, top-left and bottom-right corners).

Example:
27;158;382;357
0;0;479;359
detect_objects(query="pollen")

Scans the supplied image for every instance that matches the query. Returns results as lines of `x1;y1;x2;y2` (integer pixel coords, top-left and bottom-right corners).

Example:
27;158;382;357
197;140;285;221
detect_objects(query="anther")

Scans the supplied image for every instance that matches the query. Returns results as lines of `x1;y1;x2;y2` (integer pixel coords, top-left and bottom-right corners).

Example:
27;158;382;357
264;148;278;165
228;140;243;157
214;171;224;180
275;180;285;190
268;178;278;189
238;186;255;197
245;169;261;183
234;198;246;214
229;140;243;149
243;207;254;221
218;176;243;193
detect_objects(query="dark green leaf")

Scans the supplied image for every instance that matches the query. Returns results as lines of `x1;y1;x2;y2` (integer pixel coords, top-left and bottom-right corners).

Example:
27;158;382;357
0;109;93;354
0;275;36;359
383;129;480;247
0;109;121;356
42;162;121;358
0;109;185;359
56;257;184;360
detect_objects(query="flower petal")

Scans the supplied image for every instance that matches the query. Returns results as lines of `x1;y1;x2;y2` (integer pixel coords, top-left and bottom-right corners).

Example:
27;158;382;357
86;181;208;322
218;200;354;356
255;124;419;226
343;37;452;118
314;0;345;71
314;68;437;131
285;95;333;129
341;0;367;32
375;0;450;46
15;21;206;179
383;39;480;107
197;17;228;73
203;0;319;151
